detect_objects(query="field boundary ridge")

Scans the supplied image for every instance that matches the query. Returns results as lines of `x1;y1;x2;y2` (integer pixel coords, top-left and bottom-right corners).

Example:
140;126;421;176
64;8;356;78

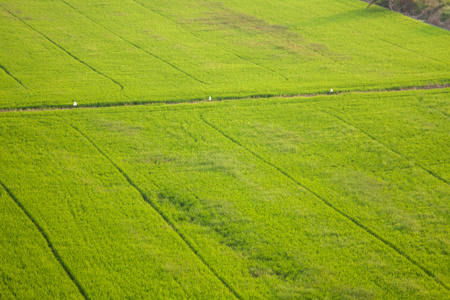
0;62;27;90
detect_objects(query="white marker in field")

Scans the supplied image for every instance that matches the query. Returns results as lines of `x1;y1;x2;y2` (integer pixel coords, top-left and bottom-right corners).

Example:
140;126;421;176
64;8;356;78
209;96;212;101
73;102;77;107
330;88;333;93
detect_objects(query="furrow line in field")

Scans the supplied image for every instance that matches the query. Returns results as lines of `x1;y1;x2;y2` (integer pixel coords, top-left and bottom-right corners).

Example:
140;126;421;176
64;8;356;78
0;179;89;300
58;0;207;85
64;122;242;300
319;109;449;185
229;52;289;81
129;0;288;81
0;62;27;90
0;5;123;91
199;111;450;292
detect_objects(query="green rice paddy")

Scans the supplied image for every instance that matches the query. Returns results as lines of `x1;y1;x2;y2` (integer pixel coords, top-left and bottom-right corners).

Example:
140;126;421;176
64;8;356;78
0;0;449;299
0;0;449;108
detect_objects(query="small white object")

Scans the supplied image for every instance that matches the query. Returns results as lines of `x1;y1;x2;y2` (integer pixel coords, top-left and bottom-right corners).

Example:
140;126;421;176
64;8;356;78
73;102;77;107
209;96;212;101
330;88;333;93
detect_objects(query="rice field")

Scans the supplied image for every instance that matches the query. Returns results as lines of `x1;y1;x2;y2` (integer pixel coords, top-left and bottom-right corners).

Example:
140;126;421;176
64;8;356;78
1;89;449;298
0;0;449;299
0;0;449;109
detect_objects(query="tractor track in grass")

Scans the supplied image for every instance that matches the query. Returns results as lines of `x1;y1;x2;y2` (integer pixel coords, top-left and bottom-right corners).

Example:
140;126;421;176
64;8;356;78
318;109;449;185
129;0;289;81
198;110;450;292
0;5;124;92
64;122;242;300
0;84;448;113
0;62;27;90
0;179;89;300
58;0;207;85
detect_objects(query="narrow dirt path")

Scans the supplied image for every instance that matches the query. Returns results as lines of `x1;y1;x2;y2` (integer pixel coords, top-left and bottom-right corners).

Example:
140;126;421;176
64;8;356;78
0;84;448;113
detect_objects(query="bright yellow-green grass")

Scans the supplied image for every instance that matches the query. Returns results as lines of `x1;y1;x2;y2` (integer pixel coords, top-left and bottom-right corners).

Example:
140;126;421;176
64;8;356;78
0;0;449;108
1;0;449;298
0;89;448;298
0;117;235;299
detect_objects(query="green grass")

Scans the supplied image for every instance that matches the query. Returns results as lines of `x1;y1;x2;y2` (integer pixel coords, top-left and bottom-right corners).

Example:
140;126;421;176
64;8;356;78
0;186;82;299
1;0;449;298
0;0;449;109
0;117;235;299
1;89;448;298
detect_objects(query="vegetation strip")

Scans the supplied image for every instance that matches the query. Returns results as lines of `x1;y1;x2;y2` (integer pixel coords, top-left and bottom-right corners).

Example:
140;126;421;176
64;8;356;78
64;122;242;300
199;111;450;292
319;109;449;185
0;5;124;91
0;179;89;299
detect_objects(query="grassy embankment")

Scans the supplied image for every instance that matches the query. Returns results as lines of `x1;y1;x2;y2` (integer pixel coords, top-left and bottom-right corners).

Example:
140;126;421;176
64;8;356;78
1;89;448;298
0;0;449;109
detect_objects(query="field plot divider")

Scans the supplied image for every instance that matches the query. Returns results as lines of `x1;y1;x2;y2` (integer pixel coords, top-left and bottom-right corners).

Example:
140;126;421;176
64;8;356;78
0;61;27;90
0;179;89;299
199;111;450;292
63;121;242;300
57;0;207;85
0;5;123;91
129;0;288;81
318;109;449;185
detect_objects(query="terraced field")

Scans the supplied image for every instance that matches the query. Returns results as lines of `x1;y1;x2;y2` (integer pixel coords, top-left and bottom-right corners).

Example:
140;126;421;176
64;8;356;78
0;0;449;299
